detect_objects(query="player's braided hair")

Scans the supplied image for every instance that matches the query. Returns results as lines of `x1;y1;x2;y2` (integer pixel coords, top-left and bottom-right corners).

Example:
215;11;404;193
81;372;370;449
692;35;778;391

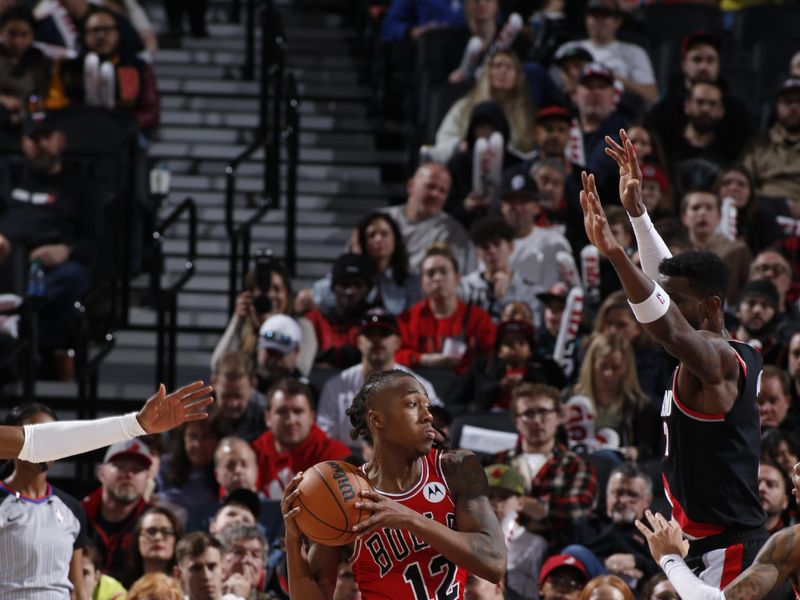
347;369;409;443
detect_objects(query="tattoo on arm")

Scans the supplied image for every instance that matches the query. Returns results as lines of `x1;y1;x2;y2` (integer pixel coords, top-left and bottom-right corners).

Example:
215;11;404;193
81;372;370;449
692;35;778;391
724;527;798;600
447;450;505;563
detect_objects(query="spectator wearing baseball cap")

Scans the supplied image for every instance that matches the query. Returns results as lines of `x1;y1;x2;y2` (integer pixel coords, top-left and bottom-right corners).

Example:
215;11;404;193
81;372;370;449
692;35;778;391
539;554;589;600
305;253;374;369
83;439;154;579
481;463;549;600
450;318;566;411
255;313;305;393
554;0;657;106
741;76;800;202
497;170;574;292
568;62;631;204
317;308;441;450
0;106;96;353
551;45;594;104
306;212;420;316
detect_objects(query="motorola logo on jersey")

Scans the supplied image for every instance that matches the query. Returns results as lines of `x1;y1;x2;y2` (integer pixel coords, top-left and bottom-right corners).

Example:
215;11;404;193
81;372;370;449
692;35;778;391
423;482;445;503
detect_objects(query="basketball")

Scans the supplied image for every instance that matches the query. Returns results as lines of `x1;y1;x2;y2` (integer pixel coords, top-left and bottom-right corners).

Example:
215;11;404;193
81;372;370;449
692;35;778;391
292;460;373;546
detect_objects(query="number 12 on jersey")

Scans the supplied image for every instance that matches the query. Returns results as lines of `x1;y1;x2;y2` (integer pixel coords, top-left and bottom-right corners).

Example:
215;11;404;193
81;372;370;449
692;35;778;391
402;554;459;600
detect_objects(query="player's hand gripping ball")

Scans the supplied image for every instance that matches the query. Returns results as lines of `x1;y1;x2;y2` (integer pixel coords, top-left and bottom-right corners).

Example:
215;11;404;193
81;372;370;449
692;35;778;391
291;460;374;546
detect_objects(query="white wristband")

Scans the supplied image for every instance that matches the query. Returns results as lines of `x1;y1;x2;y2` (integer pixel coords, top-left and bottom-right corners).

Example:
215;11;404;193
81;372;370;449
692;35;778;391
628;283;670;324
18;412;147;464
629;209;672;282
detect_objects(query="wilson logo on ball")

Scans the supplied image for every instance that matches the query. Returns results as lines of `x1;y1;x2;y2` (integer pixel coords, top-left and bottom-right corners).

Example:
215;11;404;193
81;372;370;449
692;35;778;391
328;461;356;502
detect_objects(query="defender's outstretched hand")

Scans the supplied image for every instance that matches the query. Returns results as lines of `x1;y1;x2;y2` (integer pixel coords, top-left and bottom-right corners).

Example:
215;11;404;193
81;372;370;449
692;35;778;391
634;510;690;564
580;171;623;257
604;129;645;217
137;381;214;434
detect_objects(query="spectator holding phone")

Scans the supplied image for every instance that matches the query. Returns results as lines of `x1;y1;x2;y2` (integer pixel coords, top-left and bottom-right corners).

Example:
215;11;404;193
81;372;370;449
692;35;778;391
211;256;316;377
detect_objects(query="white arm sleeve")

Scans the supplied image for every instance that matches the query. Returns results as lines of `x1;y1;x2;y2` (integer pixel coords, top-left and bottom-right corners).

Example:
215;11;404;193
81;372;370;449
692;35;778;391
660;555;726;600
17;413;147;463
629;210;672;282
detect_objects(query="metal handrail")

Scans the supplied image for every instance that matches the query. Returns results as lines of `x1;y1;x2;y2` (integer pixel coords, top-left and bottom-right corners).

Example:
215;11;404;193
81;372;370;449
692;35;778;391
283;72;300;274
150;197;198;390
224;141;272;314
225;3;286;314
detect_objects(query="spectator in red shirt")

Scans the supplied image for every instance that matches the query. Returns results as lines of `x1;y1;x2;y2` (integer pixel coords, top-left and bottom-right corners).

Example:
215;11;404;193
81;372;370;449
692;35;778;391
82;440;153;580
251;378;350;500
305;253;374;369
396;241;495;375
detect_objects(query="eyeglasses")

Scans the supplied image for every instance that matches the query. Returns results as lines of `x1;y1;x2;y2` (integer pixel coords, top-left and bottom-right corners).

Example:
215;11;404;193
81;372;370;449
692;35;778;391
86;26;117;36
141;527;176;540
752;263;789;276
516;408;557;420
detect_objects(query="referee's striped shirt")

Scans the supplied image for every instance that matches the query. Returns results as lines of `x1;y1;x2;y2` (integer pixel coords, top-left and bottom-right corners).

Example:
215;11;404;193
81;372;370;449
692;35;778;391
0;482;87;599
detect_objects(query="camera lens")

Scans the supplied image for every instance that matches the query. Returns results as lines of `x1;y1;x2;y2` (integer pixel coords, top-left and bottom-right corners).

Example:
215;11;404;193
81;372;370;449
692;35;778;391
252;295;272;315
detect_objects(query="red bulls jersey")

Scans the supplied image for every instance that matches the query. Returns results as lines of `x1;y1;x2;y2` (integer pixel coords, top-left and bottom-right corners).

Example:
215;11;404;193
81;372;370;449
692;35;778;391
351;448;467;600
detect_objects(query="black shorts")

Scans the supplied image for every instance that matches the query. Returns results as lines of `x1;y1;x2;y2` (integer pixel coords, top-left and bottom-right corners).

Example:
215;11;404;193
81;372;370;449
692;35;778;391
686;528;769;589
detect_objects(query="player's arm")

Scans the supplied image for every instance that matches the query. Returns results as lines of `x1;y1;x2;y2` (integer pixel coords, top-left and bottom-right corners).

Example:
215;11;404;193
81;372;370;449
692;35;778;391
0;381;213;460
282;473;338;600
579;173;739;412
354;449;507;582
636;510;800;600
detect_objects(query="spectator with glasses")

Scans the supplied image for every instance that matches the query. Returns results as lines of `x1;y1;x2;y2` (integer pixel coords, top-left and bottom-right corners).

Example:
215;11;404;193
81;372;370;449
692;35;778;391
218;524;269;600
121;506;184;588
497;383;597;550
49;7;159;131
748;248;796;317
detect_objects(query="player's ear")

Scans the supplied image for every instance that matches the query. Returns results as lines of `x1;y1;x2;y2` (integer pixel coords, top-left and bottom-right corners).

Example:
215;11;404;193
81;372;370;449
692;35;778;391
368;408;383;433
700;295;720;322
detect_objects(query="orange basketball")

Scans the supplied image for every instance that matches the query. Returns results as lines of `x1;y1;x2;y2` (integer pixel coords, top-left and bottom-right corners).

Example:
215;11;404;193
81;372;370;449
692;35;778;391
292;460;373;546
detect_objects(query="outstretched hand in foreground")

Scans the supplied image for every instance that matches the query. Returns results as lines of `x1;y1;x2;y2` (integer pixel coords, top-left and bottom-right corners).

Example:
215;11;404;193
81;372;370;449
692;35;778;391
137;381;214;434
604;129;645;217
634;509;690;564
579;171;624;258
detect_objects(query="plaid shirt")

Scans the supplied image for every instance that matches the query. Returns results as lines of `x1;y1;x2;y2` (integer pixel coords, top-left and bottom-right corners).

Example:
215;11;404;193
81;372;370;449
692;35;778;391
497;442;597;545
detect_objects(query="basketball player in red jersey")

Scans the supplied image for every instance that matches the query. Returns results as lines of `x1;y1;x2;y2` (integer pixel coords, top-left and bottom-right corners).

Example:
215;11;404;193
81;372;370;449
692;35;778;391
281;369;506;599
580;132;766;589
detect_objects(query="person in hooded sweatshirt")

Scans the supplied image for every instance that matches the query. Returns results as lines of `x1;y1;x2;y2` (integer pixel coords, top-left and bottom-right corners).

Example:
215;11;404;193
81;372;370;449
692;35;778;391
445;100;522;229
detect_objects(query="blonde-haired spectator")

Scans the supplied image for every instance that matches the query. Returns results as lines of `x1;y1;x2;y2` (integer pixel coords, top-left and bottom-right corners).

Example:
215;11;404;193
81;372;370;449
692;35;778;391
127;572;183;600
432;50;535;162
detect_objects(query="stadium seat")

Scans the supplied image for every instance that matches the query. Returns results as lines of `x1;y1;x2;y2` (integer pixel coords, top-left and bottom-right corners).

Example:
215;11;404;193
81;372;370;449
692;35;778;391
752;41;799;103
423;81;471;145
414;28;458;125
639;4;723;43
731;5;800;47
